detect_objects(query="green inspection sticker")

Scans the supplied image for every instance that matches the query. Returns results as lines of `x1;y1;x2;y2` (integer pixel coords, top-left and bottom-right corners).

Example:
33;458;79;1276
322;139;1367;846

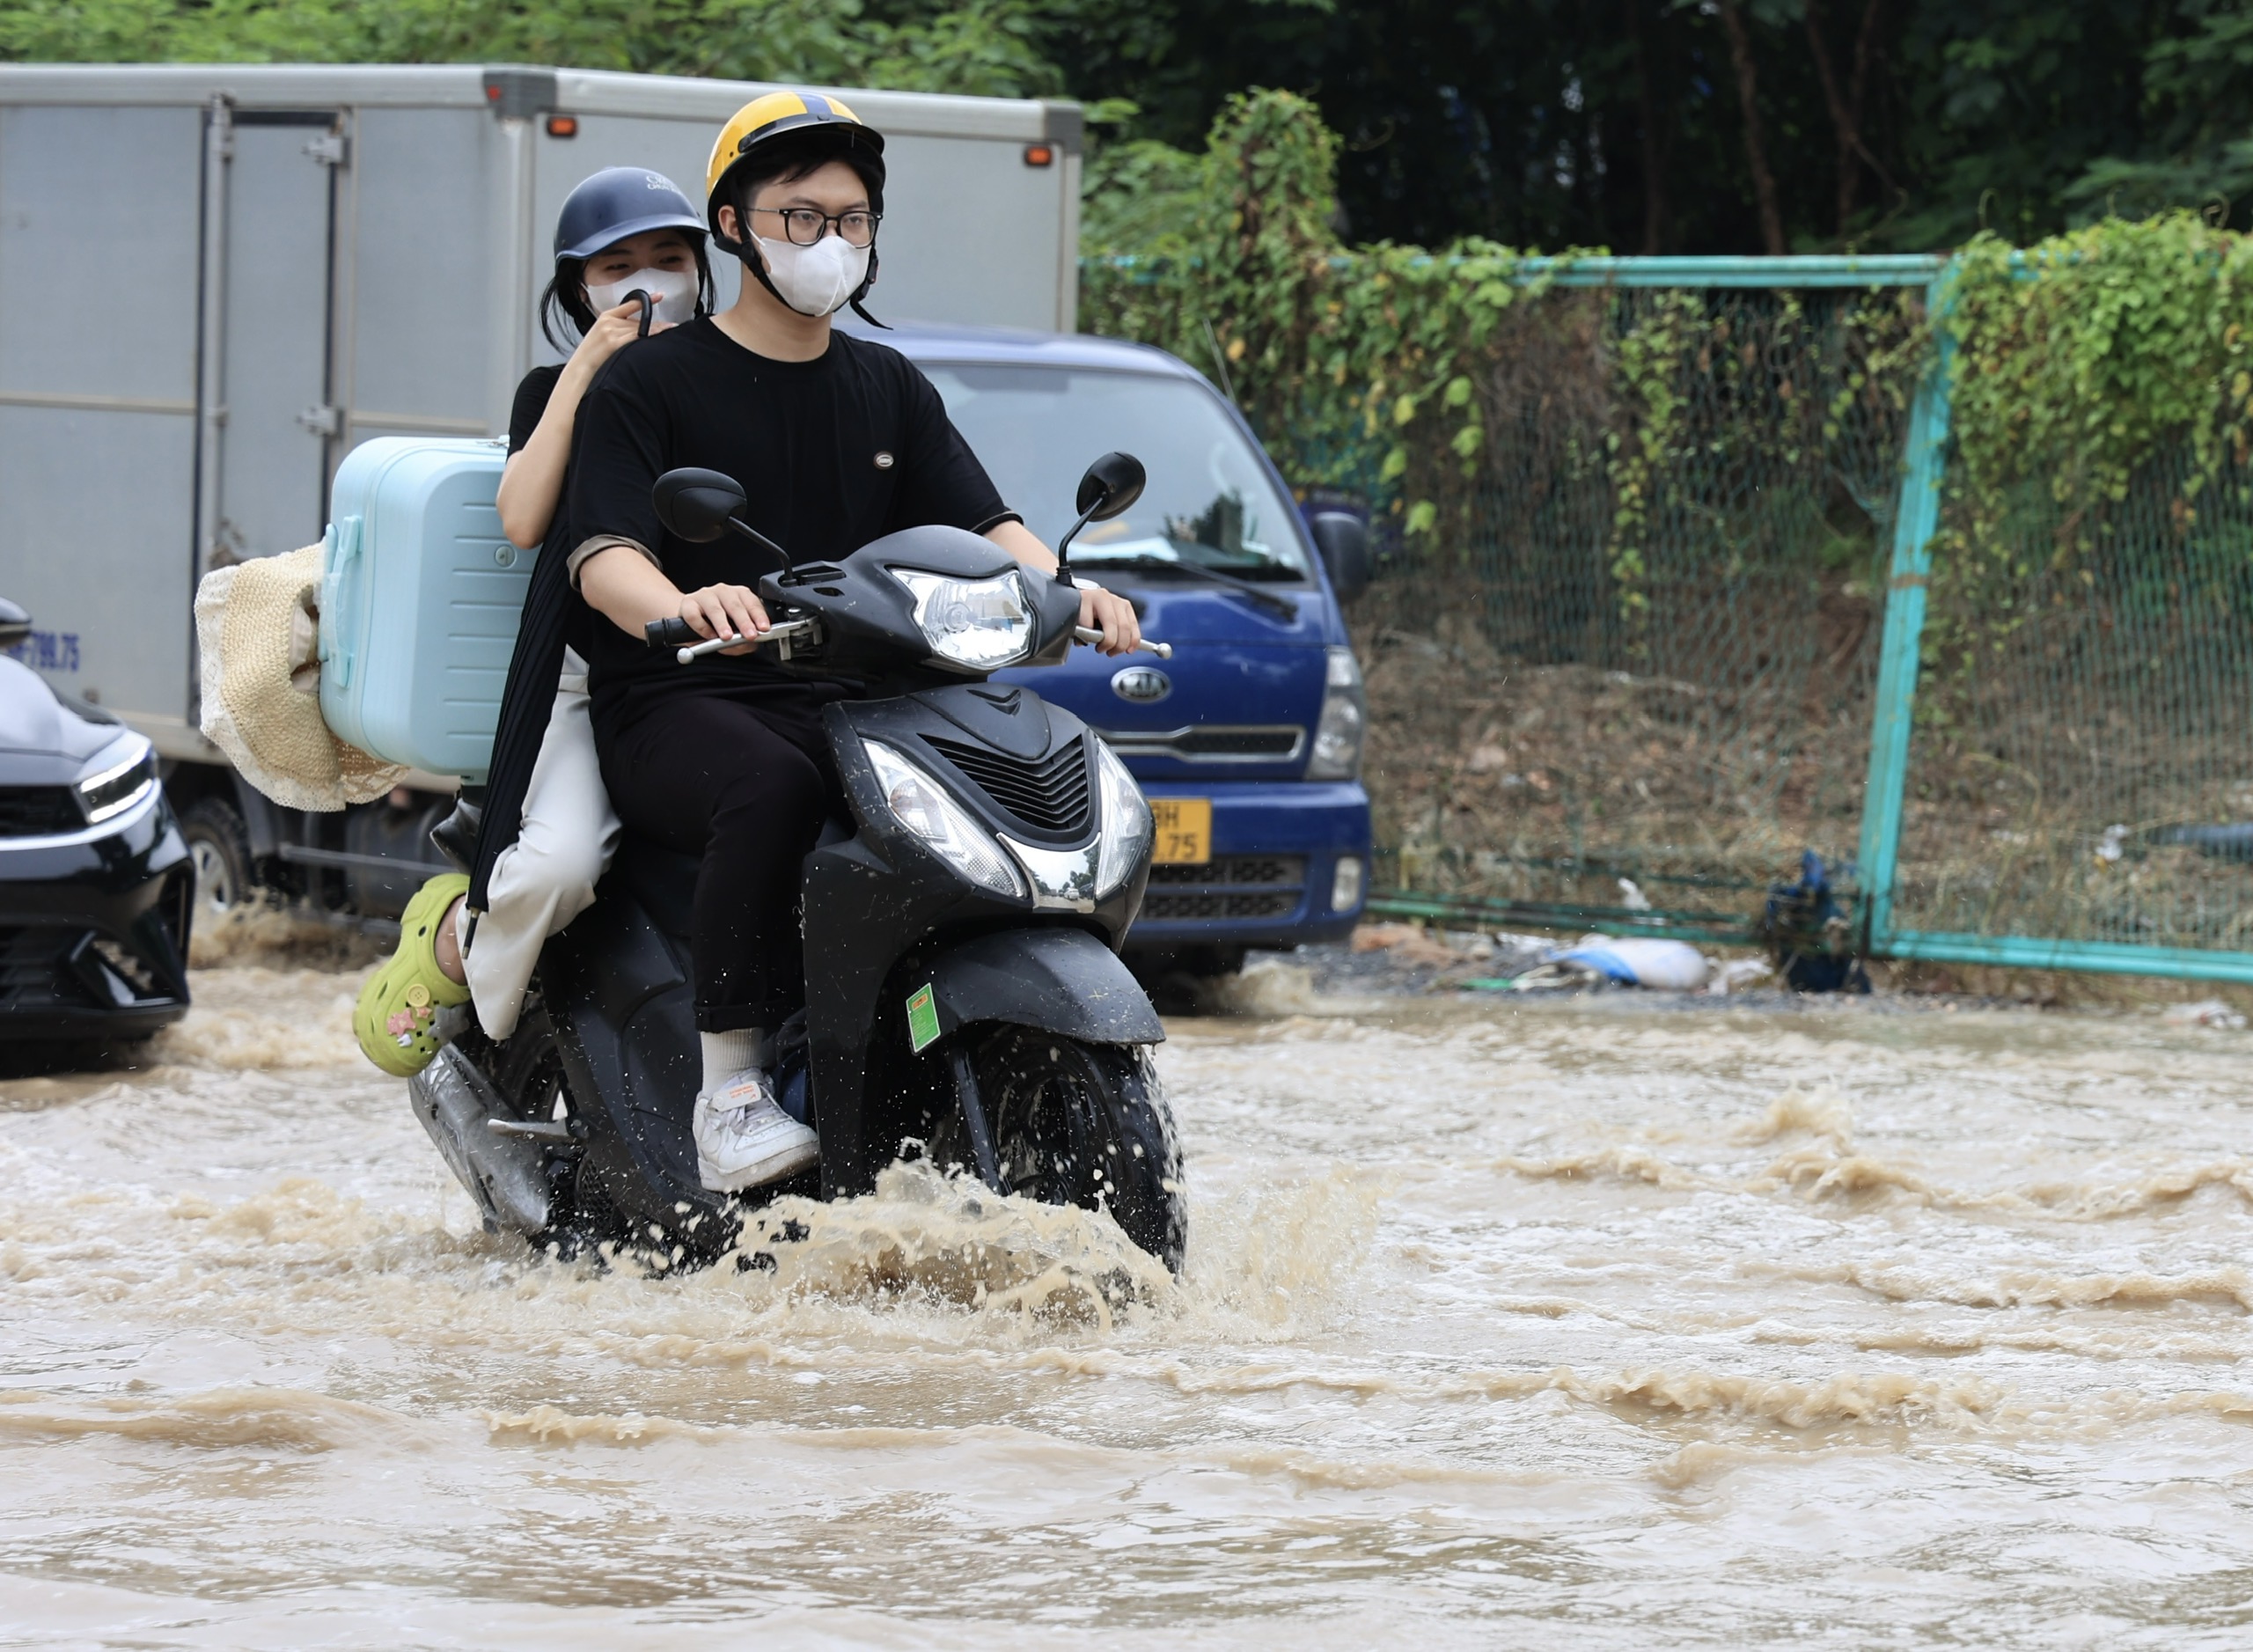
906;982;941;1053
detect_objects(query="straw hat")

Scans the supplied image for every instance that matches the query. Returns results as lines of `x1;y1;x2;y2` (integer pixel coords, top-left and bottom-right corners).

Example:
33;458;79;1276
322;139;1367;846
194;545;407;811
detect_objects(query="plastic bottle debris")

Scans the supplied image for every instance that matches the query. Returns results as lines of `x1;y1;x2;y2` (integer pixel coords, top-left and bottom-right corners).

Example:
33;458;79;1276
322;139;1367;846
1707;958;1774;995
1545;936;1711;991
2161;999;2247;1030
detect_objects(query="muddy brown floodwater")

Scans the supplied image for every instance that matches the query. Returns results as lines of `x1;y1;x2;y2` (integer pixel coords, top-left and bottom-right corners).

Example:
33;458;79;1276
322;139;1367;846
4;955;2253;1648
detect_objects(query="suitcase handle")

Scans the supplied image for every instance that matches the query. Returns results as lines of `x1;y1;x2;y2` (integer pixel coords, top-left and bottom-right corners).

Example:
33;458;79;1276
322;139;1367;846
319;514;362;687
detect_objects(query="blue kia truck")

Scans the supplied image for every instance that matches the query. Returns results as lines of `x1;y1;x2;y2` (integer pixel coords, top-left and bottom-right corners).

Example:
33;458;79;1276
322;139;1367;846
889;323;1374;974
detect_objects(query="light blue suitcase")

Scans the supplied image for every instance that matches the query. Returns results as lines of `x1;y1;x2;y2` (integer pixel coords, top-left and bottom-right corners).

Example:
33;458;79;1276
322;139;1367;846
317;437;528;782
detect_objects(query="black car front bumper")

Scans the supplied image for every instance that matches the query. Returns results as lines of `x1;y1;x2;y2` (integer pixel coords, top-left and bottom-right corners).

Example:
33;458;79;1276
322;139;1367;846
0;790;192;1041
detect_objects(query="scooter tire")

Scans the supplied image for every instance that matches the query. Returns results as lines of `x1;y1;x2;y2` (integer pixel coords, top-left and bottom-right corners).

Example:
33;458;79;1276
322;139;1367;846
938;1027;1186;1274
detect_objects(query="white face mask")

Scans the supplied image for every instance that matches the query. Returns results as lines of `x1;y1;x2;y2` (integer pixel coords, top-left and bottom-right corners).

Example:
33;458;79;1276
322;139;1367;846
584;265;699;326
753;231;870;318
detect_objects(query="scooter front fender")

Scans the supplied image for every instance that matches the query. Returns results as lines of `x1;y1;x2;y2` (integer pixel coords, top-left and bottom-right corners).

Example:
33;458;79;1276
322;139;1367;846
924;927;1165;1046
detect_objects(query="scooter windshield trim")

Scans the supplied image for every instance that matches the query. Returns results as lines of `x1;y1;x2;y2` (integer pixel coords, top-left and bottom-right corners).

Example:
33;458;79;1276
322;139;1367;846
890;566;1035;672
998;834;1097;913
861;738;1024;898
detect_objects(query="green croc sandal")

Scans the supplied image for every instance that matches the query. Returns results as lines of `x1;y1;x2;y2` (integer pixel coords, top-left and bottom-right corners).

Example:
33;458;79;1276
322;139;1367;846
355;872;473;1076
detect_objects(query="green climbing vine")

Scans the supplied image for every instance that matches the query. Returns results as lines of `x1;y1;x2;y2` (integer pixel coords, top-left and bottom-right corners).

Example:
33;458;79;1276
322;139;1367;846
1946;216;2253;516
1921;214;2253;683
1084;93;2253;667
1080;91;1566;549
1079;90;1919;642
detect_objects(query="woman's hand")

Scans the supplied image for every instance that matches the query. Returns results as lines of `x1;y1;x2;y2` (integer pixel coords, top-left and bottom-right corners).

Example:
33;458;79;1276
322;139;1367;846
1076;584;1141;656
680;584;768;656
567;297;668;381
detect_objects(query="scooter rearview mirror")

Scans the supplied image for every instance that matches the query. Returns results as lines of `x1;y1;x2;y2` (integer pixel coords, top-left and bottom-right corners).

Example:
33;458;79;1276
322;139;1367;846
1075;452;1147;521
652;468;748;544
1055;452;1148;584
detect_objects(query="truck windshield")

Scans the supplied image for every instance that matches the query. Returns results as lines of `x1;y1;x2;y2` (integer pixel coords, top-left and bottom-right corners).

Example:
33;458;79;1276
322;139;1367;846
922;364;1312;580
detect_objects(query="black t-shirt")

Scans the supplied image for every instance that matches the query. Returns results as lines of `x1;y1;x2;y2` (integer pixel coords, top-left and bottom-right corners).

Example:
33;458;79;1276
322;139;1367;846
566;321;1016;739
508;364;563;453
503;363;593;661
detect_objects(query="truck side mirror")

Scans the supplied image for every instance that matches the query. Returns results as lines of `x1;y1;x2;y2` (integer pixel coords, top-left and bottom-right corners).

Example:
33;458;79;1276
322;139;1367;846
1075;452;1146;521
0;598;29;649
1309;511;1369;600
653;467;748;544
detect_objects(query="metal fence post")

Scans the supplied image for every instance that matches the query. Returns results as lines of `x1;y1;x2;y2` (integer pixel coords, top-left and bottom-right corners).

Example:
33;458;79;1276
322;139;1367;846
1853;264;1957;948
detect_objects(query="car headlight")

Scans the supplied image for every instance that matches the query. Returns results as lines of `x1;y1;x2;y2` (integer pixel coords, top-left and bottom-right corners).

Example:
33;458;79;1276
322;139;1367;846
1305;645;1367;781
77;734;158;825
1095;738;1152;897
861;738;1023;898
892;568;1033;672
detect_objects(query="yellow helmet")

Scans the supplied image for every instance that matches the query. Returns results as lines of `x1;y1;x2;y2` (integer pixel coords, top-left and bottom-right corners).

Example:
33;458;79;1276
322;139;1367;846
705;91;885;248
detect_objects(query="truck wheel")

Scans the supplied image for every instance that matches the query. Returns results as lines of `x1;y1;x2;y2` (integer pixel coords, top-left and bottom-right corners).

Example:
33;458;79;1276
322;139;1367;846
936;1027;1187;1273
180;799;254;915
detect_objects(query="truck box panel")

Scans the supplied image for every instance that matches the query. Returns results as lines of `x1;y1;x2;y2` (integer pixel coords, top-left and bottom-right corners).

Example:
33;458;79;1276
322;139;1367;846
0;403;194;724
0;105;200;400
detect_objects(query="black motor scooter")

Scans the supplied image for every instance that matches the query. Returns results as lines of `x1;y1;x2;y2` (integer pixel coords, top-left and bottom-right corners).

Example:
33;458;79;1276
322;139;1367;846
407;454;1187;1272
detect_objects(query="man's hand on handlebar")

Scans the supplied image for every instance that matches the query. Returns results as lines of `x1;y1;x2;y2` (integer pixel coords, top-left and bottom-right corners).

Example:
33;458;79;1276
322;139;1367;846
680;584;768;656
1077;584;1141;657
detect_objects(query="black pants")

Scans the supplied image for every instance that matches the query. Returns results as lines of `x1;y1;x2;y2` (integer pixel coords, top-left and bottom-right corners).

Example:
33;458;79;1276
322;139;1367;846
598;692;843;1034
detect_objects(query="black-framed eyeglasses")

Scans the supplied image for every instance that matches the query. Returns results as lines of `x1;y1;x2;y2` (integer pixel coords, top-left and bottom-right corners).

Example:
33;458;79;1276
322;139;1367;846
751;206;880;247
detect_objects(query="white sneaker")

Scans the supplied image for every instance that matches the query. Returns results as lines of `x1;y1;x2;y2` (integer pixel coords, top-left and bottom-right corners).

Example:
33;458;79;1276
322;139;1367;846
694;1068;820;1193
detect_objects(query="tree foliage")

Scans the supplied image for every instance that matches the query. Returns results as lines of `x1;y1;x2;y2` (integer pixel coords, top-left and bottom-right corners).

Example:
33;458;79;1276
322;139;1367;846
0;0;1081;99
12;0;2253;253
1066;0;2253;255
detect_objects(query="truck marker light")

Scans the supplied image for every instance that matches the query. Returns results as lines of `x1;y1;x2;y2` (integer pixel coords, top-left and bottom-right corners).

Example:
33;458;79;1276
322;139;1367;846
546;114;579;138
1023;144;1054;167
1332;856;1365;913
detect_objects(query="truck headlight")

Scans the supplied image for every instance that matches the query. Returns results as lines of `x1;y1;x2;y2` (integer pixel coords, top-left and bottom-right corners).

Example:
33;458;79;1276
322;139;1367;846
1095;739;1152;896
892;568;1033;672
76;734;158;825
1304;646;1367;781
862;738;1023;898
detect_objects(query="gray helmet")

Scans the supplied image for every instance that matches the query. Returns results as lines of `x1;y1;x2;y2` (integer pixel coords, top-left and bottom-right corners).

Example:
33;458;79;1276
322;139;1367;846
554;167;706;263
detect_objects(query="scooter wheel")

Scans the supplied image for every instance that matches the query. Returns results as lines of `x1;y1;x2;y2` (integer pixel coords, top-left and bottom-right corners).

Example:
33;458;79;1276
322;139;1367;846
937;1028;1186;1273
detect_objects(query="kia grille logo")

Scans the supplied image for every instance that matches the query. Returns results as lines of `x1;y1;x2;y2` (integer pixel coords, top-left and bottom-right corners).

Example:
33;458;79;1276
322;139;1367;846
1111;665;1171;703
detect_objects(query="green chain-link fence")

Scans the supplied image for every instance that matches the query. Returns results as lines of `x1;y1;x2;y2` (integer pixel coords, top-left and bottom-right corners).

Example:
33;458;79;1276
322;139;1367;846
1341;253;2253;982
1351;257;1934;952
1883;443;2253;978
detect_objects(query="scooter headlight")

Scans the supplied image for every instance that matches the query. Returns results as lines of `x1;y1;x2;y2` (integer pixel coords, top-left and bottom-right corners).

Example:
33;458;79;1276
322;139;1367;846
1094;738;1152;897
892;568;1033;672
861;738;1024;899
75;733;158;825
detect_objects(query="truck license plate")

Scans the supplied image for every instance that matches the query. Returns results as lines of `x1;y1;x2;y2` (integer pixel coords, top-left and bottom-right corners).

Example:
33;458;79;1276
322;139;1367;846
1150;798;1211;864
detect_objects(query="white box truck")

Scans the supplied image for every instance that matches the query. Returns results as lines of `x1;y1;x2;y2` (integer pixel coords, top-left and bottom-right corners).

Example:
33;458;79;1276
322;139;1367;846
0;62;1083;917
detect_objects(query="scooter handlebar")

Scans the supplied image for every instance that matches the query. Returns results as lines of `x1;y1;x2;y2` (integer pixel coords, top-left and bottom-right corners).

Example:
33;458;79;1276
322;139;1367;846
656;616;822;664
1075;626;1171;658
650;616;1165;661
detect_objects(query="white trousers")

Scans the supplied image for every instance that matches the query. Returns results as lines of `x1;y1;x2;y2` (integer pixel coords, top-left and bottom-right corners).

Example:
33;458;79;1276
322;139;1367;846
455;654;620;1040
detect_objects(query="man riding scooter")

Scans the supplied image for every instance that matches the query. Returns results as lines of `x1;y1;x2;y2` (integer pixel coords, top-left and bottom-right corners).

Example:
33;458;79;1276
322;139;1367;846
563;92;1141;1193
